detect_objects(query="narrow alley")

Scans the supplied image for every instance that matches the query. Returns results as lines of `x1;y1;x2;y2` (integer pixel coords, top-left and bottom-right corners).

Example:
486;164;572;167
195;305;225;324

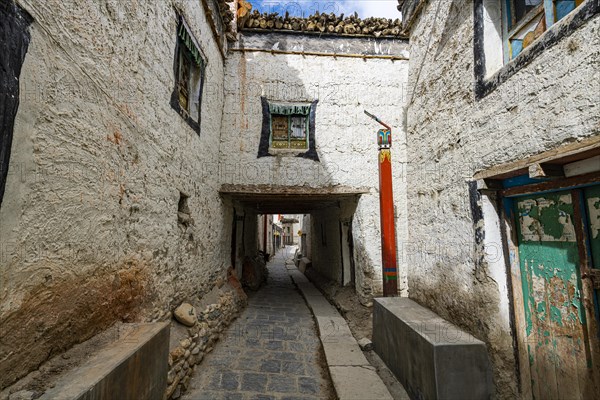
182;248;334;400
2;0;599;399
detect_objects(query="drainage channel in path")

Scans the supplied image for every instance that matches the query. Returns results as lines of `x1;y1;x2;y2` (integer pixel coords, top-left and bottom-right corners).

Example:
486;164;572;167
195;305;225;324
182;248;335;400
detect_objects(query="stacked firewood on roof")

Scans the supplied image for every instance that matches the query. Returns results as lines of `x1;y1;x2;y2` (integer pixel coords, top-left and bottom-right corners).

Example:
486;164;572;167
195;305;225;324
218;0;235;35
236;0;404;38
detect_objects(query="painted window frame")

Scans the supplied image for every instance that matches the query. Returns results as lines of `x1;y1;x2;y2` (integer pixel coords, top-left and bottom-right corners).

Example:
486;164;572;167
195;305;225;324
258;97;320;161
503;0;585;61
473;0;599;100
170;14;206;134
269;113;310;150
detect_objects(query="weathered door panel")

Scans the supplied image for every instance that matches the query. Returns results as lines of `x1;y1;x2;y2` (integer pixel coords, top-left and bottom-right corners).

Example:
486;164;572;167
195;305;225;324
581;185;600;397
584;186;600;270
515;192;590;399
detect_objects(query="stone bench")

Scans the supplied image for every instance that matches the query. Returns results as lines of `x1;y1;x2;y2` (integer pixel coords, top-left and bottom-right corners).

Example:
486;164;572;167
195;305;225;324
373;298;492;400
40;322;170;400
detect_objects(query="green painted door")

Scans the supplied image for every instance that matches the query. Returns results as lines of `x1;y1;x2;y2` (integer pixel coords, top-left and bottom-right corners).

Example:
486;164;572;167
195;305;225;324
515;191;589;399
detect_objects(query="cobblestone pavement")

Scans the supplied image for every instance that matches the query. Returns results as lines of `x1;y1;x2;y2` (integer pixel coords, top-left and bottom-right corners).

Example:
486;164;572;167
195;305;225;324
182;250;334;400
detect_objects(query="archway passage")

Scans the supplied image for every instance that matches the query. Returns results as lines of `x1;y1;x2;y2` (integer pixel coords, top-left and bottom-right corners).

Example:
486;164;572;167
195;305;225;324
220;184;366;288
179;185;368;400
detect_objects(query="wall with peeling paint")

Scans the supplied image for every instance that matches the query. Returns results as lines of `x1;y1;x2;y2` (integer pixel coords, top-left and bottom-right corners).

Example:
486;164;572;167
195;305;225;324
403;1;599;398
221;36;410;302
0;0;229;388
512;190;597;399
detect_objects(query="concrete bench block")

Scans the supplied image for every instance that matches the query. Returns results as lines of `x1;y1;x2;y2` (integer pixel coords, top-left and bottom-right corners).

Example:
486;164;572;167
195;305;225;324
40;322;170;400
373;298;492;400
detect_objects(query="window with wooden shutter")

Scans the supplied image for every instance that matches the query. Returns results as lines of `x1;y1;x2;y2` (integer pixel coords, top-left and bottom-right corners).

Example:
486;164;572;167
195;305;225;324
504;0;584;60
172;15;206;132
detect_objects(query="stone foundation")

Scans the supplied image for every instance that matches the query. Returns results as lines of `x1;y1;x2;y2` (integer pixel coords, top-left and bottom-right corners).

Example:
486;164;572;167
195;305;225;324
165;275;247;400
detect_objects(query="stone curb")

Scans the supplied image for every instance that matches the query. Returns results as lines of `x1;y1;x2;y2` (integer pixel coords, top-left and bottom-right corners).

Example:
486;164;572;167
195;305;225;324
288;268;393;400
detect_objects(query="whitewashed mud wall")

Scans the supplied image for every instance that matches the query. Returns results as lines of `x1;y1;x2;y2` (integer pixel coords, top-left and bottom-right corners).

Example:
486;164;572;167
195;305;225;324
221;38;410;302
0;0;232;388
403;1;600;397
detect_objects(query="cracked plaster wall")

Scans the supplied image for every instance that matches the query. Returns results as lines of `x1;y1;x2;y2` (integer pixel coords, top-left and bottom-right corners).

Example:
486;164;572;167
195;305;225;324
0;0;228;388
403;1;599;398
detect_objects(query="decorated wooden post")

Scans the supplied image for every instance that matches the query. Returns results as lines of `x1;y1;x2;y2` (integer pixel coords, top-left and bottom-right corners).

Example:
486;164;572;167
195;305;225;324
365;110;398;297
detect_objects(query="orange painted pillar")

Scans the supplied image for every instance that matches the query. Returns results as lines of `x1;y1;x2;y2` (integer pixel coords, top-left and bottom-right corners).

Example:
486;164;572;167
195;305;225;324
378;141;398;296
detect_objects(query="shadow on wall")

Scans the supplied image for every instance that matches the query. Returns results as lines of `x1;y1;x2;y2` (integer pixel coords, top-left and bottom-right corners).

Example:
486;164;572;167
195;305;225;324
0;261;154;389
0;0;231;391
309;199;367;299
0;2;32;208
223;44;341;188
223;40;386;304
351;238;376;305
406;183;518;398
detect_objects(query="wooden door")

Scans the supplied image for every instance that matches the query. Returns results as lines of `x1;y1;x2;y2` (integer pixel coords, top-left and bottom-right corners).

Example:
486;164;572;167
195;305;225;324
514;191;592;399
582;185;600;396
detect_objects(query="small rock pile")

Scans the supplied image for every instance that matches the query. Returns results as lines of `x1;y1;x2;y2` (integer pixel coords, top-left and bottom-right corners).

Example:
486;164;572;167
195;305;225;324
240;10;404;37
166;273;247;400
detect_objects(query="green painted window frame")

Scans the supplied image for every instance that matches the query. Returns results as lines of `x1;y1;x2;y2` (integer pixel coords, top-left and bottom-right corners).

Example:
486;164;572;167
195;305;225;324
176;31;204;120
171;15;206;133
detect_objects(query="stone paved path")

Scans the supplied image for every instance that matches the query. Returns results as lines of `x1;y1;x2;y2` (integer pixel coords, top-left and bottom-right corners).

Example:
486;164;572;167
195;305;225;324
182;249;333;400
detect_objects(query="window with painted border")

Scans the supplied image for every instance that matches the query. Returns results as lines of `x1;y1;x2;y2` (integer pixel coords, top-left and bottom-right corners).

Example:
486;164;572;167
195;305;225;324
171;15;206;133
257;97;319;161
473;0;598;99
504;0;585;61
269;103;311;150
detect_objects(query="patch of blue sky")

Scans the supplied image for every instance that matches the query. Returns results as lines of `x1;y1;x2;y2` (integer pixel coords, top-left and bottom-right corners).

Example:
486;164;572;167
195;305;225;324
248;0;399;18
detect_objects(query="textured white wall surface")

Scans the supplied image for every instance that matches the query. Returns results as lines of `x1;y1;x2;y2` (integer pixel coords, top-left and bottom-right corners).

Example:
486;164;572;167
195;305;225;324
0;2;412;385
404;1;599;397
221;48;410;301
9;0;592;394
0;0;228;387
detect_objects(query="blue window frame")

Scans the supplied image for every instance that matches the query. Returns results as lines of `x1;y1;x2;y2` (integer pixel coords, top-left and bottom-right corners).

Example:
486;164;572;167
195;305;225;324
503;0;583;61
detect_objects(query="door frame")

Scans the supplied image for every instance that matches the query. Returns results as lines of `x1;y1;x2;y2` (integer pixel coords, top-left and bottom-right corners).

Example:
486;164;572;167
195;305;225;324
339;220;354;287
500;181;600;398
